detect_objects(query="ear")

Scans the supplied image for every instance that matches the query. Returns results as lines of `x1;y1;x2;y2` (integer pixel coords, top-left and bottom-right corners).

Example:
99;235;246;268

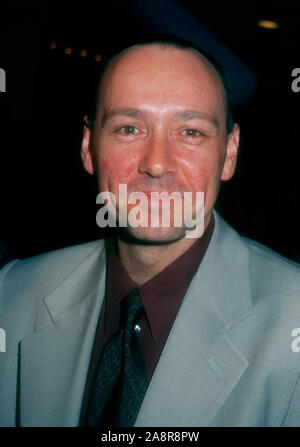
221;123;240;181
81;115;95;175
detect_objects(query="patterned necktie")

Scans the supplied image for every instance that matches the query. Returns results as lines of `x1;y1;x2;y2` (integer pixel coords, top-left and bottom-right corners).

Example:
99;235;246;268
85;288;148;427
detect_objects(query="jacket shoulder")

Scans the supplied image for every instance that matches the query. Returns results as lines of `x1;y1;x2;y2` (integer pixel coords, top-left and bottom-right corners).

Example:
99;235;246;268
244;236;300;279
240;236;300;313
0;239;105;305
215;212;300;285
214;212;300;307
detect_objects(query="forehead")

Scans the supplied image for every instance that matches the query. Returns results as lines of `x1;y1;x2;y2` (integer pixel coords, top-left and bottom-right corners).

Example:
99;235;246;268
97;44;226;120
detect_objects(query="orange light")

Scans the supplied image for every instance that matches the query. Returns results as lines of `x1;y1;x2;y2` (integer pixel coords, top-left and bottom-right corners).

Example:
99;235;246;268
80;49;87;57
65;47;72;55
49;42;56;50
94;54;102;62
257;20;279;30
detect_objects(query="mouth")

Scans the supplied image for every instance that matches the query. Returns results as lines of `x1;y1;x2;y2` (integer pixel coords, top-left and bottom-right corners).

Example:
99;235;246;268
139;190;182;204
141;190;182;197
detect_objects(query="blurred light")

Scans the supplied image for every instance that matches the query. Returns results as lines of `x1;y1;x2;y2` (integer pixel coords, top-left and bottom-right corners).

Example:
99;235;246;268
65;47;72;55
80;49;87;57
257;20;279;30
49;42;56;50
94;54;102;62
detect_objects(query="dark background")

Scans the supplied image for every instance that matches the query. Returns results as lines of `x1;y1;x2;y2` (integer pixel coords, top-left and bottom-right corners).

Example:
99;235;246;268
1;0;300;262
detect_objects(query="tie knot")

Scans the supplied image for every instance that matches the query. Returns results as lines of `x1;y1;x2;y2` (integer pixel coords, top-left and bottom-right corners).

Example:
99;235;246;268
120;288;144;328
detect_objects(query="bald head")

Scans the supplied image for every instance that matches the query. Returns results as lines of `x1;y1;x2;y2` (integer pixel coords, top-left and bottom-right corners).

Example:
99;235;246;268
89;40;234;134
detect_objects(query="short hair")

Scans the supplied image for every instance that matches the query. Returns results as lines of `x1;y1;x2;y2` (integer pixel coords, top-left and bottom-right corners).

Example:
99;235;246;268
88;34;234;134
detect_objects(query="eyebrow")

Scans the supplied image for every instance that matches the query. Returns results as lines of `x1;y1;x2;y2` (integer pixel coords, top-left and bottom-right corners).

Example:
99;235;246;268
174;110;219;129
101;107;219;129
101;108;144;126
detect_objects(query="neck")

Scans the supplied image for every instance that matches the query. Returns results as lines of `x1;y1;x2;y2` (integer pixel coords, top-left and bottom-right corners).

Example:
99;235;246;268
116;215;212;286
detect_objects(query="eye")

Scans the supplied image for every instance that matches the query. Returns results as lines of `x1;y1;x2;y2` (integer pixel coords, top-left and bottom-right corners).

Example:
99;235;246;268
182;128;202;137
118;125;139;135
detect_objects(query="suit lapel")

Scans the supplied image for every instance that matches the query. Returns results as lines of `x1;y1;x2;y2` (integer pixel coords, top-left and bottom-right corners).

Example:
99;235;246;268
19;242;106;426
135;212;253;426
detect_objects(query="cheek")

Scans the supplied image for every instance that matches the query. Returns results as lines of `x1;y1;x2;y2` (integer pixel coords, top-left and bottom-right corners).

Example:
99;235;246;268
179;150;223;193
96;146;138;192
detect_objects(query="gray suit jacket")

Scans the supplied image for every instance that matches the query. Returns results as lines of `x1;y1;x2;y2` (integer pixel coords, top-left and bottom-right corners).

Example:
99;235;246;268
1;212;300;427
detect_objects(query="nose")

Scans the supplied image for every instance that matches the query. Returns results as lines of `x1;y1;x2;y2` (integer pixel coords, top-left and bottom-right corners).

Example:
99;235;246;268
138;133;177;178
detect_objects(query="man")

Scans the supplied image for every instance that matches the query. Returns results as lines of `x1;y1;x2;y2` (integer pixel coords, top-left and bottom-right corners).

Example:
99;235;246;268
1;36;300;427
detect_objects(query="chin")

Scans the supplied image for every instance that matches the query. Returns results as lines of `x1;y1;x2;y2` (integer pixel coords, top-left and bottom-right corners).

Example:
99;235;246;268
117;225;187;246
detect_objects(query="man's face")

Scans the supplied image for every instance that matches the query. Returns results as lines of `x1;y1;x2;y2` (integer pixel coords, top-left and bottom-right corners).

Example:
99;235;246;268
82;44;239;243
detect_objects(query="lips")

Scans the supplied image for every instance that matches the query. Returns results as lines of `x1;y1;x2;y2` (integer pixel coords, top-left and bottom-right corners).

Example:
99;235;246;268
141;190;182;197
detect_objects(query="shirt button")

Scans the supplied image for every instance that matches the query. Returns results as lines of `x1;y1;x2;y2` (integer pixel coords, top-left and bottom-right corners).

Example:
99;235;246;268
134;324;141;334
